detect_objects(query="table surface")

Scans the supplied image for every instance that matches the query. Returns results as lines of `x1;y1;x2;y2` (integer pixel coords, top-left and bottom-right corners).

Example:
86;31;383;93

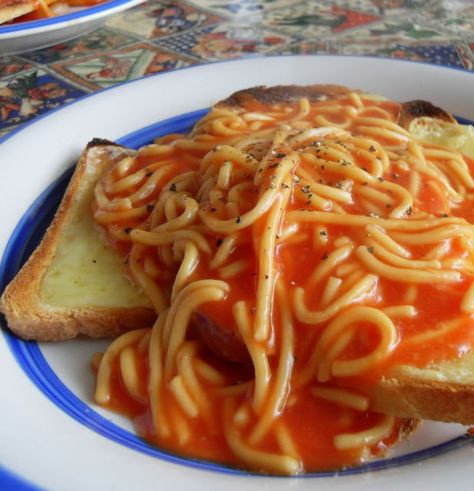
1;0;474;139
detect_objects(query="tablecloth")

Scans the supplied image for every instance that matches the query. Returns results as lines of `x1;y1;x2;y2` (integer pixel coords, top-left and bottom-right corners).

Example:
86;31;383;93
1;0;473;138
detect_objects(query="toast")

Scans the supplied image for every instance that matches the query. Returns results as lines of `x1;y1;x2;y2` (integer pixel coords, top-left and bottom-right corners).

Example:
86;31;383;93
365;100;474;424
0;139;155;341
2;85;474;429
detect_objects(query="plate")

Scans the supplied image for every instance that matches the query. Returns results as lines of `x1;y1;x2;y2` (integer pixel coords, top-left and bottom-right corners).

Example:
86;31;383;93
1;55;474;491
0;0;144;55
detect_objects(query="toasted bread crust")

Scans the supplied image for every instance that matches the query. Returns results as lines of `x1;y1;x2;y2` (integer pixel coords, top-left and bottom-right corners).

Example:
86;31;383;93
398;100;457;129
216;84;354;109
0;141;156;341
365;375;474;425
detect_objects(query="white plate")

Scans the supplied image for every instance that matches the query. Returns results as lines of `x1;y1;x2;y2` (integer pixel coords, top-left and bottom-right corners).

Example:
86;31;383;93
0;0;144;55
1;56;474;491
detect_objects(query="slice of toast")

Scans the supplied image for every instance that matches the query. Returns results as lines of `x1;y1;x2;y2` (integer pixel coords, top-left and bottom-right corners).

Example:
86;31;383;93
365;100;474;424
0;139;155;341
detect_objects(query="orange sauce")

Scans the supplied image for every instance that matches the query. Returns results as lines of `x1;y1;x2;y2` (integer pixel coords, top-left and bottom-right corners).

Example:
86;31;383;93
94;93;474;472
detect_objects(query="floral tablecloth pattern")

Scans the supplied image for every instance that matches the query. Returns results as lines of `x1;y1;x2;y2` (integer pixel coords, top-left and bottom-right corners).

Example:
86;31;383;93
1;0;473;137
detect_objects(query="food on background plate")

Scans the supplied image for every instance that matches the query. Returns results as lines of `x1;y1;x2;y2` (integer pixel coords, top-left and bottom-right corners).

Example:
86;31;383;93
3;84;474;474
0;0;107;25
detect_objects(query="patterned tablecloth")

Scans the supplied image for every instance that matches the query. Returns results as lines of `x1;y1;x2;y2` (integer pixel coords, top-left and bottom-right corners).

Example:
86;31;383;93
0;0;473;138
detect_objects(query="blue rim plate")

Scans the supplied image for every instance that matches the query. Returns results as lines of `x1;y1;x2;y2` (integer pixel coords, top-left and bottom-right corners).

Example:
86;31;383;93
0;0;143;35
0;0;144;55
1;56;474;491
2;108;472;483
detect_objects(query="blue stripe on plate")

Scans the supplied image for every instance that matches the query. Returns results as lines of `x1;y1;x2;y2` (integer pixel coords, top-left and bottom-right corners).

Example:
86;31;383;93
0;467;42;491
1;110;473;480
0;0;139;35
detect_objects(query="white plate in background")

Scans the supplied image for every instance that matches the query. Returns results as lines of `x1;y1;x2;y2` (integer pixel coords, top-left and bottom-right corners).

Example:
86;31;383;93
0;0;144;55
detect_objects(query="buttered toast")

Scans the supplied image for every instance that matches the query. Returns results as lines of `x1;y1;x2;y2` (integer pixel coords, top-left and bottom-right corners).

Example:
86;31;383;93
0;140;155;341
2;85;474;431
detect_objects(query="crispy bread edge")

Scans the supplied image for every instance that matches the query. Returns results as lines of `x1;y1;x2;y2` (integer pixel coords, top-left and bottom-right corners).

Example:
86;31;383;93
366;376;474;425
216;85;458;132
215;84;354;108
0;140;156;341
398;100;457;128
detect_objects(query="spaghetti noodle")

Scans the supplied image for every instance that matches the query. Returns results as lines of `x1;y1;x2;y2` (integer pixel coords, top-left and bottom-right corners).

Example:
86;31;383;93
92;86;474;474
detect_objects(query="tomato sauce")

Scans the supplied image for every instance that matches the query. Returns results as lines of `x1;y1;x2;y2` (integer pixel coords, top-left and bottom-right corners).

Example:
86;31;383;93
93;92;474;472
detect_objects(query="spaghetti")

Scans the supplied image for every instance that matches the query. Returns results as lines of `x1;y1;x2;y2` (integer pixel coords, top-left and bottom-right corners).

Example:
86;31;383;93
92;86;474;474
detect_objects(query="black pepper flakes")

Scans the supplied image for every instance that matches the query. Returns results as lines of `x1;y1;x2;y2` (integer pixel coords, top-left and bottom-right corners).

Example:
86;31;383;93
264;275;269;280
146;204;154;212
145;171;153;177
236;216;241;224
319;230;327;236
369;145;376;152
124;227;132;234
281;183;289;189
216;238;224;247
169;183;177;192
301;185;311;194
276;153;286;158
406;206;413;216
367;246;374;254
377;177;384;182
440;213;449;218
92;259;97;263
